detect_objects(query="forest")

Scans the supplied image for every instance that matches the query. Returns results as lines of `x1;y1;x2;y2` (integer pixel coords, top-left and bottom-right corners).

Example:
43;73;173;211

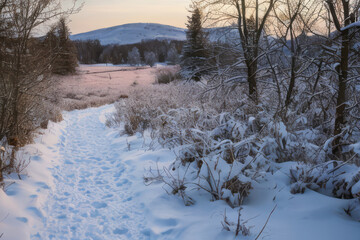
74;39;184;65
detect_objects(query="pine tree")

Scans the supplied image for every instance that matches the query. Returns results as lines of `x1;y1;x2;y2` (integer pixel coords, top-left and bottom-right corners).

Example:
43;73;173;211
181;6;209;81
45;17;78;75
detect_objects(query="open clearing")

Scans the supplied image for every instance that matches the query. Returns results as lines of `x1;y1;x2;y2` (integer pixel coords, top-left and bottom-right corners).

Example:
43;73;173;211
56;64;176;111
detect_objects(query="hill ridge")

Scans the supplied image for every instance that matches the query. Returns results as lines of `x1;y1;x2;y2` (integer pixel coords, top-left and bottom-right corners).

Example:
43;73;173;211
70;23;186;45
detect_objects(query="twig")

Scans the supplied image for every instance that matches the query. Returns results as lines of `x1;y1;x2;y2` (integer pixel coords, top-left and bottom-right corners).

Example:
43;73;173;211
327;153;357;174
255;205;277;240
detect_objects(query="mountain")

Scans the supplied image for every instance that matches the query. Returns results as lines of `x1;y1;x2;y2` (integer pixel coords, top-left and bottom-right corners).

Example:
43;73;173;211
70;23;187;45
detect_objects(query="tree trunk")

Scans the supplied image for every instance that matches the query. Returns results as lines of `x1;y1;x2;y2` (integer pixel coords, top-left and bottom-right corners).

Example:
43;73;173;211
285;28;297;108
332;28;349;155
0;154;3;184
247;61;258;103
332;0;351;156
285;54;296;107
10;47;21;141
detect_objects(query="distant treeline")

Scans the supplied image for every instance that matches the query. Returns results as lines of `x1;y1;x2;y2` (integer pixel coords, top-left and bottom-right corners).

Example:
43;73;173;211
74;39;184;65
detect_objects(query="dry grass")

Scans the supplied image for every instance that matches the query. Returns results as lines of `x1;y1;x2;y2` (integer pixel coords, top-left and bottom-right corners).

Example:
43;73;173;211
155;66;181;84
53;65;179;111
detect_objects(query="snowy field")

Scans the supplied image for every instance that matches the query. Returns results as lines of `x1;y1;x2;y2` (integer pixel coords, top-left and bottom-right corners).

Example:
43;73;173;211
56;64;177;111
0;104;359;239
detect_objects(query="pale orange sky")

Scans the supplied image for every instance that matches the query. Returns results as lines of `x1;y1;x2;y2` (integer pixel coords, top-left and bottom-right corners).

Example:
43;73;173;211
67;0;192;34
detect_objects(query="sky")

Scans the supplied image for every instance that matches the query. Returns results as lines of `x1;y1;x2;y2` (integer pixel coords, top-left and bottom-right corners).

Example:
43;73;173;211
66;0;192;34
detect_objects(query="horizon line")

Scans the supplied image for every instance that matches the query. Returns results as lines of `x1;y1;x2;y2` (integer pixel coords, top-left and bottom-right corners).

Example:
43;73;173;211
70;22;187;35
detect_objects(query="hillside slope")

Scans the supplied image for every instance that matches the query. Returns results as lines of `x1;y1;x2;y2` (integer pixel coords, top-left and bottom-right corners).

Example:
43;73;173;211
70;23;186;45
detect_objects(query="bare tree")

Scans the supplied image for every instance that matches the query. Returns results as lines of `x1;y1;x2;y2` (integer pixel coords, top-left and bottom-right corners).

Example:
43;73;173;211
200;0;276;102
144;51;157;67
325;0;360;155
0;0;12;141
2;0;79;143
271;0;323;111
0;0;80;183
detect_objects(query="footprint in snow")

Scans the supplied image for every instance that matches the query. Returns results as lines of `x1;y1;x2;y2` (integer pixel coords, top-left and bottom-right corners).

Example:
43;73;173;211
35;182;50;190
26;207;43;218
113;228;129;235
31;156;41;162
16;217;28;223
57;214;67;219
92;202;108;209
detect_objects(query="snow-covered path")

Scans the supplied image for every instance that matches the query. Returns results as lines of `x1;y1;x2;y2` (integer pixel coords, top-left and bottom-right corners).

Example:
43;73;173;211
2;105;360;240
33;106;146;239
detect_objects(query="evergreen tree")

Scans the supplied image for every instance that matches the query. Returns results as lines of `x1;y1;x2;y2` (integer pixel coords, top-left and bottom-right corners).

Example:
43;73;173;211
45;17;78;75
181;6;209;81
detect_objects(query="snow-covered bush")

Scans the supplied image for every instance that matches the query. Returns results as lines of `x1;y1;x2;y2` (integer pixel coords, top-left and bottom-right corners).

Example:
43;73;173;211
155;67;181;84
109;83;261;206
290;162;360;199
106;82;203;134
107;80;360;208
222;208;251;237
345;198;360;221
144;163;195;206
0;144;29;188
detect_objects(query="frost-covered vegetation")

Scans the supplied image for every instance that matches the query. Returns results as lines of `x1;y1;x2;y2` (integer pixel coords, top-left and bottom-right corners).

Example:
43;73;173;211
107;81;359;208
0;0;359;238
106;0;360;235
0;0;79;187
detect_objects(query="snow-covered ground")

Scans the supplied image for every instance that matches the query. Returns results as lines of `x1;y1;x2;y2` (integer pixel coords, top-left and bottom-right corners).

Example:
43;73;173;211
0;105;359;240
69;22;239;46
80;63;169;68
70;23;186;45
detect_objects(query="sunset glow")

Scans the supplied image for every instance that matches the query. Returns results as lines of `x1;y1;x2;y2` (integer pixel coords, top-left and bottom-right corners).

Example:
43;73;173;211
68;0;192;34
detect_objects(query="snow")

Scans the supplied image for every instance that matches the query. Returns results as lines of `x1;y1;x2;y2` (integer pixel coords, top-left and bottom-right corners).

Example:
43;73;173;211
352;142;360;156
0;105;359;239
70;23;186;45
341;21;360;31
70;23;239;46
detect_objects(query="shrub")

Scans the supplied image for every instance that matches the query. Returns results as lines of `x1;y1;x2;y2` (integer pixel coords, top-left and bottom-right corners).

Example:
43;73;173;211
290;162;360;199
0;145;29;188
222;177;252;206
109;83;260;207
155;68;181;84
65;92;83;100
222;208;251;237
107;80;360;208
345;198;360;221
